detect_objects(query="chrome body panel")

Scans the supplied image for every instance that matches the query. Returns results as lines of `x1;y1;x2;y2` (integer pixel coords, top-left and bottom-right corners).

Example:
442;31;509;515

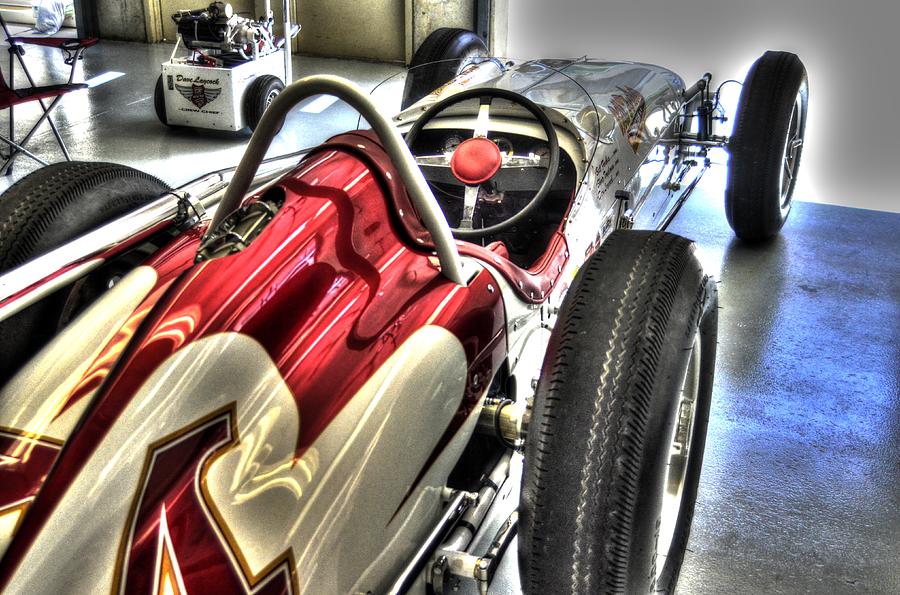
435;59;706;442
394;57;697;239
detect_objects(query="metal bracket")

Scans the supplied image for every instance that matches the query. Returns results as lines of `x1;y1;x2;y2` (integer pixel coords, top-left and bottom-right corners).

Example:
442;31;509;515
173;191;207;230
477;398;528;450
615;190;634;230
474;511;518;595
386;490;477;595
432;511;520;595
660;132;730;150
432;551;472;595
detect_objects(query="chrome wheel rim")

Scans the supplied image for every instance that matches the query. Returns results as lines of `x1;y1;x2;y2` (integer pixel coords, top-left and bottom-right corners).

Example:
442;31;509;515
780;94;804;211
265;89;280;108
655;334;701;584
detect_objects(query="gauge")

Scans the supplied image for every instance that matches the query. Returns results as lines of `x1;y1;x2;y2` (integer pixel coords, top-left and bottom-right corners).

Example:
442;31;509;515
442;134;463;153
492;137;514;155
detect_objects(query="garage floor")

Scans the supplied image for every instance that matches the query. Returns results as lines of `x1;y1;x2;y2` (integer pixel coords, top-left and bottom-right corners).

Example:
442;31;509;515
665;172;899;594
478;171;900;595
2;40;898;594
0;39;403;191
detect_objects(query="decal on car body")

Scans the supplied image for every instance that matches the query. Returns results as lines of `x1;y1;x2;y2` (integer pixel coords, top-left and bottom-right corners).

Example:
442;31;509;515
608;86;647;153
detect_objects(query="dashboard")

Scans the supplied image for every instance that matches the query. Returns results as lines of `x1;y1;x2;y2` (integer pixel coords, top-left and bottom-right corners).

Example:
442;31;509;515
409;127;578;267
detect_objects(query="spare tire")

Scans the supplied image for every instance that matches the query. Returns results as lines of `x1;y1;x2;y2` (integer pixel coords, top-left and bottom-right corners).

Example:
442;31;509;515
726;50;808;241
401;28;487;110
0;161;169;383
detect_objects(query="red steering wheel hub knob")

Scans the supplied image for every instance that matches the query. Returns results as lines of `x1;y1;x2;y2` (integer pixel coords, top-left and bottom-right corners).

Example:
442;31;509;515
450;137;502;185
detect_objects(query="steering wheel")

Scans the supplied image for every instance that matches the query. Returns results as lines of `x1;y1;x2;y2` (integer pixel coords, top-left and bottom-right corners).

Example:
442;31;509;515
405;87;560;239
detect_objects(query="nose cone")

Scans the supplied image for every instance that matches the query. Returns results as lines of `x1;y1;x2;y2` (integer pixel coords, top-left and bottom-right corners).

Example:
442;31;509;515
450;137;502;185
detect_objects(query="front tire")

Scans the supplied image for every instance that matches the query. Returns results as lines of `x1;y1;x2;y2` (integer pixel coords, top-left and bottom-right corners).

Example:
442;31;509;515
726;50;808;241
519;230;718;594
401;28;487;110
0;162;169;383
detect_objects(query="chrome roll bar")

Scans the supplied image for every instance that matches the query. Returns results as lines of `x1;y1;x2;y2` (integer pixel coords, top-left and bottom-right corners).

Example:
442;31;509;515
212;74;466;285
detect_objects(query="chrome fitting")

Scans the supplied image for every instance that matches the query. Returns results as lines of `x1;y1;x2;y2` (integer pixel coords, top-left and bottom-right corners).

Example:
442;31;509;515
477;399;528;449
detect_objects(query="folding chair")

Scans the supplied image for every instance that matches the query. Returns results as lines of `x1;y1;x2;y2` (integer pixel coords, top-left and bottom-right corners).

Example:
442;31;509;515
0;13;97;174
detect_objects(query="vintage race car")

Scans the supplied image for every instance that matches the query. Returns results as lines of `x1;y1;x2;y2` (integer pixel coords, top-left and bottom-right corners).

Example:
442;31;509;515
0;28;807;594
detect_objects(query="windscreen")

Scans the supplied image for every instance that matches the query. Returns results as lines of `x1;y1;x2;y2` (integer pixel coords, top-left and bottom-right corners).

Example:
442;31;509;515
363;57;605;167
361;57;685;192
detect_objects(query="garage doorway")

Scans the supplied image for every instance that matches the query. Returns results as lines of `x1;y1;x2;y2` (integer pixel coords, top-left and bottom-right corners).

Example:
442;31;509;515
0;0;77;36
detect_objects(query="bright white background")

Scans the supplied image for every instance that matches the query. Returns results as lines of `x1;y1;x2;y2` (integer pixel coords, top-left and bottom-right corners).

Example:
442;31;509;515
508;0;899;213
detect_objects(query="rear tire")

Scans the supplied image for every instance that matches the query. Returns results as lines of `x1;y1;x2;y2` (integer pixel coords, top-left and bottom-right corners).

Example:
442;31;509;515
726;50;808;241
243;74;284;132
0;162;169;383
519;230;717;594
401;28;487;110
154;75;169;126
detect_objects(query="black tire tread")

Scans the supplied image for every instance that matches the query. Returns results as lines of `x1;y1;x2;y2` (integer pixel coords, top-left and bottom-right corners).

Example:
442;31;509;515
401;28;487;110
154;74;168;126
0;162;169;382
520;230;716;594
409;27;471;69
0;161;169;272
242;74;284;132
726;50;807;241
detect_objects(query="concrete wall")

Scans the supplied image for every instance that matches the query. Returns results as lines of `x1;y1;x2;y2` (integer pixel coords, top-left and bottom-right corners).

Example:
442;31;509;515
508;0;899;213
96;0;148;41
293;0;489;63
409;0;474;62
296;0;407;62
488;0;508;57
130;0;506;64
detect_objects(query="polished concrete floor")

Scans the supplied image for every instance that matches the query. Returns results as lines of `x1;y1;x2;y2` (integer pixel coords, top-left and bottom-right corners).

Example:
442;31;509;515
478;170;900;595
0;38;404;190
669;172;900;594
2;40;898;594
